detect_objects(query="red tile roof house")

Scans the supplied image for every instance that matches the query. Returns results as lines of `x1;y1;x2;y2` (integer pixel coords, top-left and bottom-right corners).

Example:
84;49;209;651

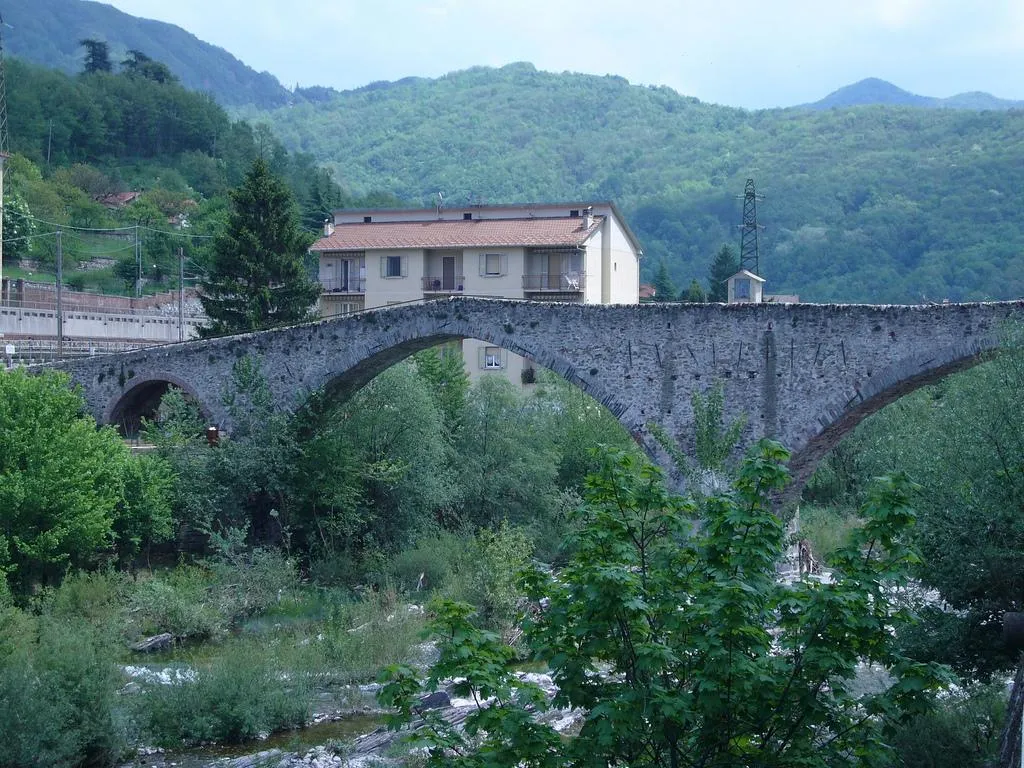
309;201;644;386
96;191;144;209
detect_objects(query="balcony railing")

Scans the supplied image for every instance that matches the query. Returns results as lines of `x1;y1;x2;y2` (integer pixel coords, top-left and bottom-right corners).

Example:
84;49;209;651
320;277;366;294
422;276;465;293
522;273;585;292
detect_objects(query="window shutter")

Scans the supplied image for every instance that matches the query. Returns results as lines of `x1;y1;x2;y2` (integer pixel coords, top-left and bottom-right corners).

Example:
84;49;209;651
500;349;508;368
401;256;409;277
479;254;486;276
380;256;387;278
501;253;508;276
477;346;486;369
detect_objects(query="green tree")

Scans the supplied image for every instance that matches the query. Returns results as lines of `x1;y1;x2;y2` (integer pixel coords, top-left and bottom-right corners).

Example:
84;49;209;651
456;377;560;529
121;50;176;84
198;158;320;335
682;278;706;303
381;443;950;767
413;345;471;439
707;244;739;301
651;259;677;302
79;39;112;74
0;193;35;262
838;328;1024;678
0;370;168;594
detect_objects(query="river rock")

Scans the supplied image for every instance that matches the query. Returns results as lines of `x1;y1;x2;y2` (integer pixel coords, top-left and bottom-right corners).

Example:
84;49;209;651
131;633;174;653
416;690;450;710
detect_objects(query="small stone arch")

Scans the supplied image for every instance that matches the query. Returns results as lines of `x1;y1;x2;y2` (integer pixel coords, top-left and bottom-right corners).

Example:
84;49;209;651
105;372;212;437
786;337;999;497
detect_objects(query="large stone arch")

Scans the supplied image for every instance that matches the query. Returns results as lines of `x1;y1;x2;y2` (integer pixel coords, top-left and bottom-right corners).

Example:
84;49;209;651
785;337;999;497
298;316;638;448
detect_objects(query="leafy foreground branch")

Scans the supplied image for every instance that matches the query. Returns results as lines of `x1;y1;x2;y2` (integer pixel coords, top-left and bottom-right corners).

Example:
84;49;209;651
380;441;951;767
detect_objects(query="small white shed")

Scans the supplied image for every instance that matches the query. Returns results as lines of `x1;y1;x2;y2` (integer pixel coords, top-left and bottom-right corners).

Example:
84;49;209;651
726;269;766;304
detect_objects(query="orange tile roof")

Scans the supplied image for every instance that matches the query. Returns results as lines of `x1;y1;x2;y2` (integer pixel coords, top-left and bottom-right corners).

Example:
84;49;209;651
311;216;602;251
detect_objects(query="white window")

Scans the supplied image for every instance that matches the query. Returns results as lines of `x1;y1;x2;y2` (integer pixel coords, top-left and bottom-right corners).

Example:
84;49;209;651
381;255;407;278
481;346;503;370
735;278;751;299
480;253;506;276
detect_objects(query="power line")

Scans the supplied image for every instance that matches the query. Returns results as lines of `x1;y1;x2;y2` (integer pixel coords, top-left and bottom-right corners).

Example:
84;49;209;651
2;231;57;245
1;208;217;239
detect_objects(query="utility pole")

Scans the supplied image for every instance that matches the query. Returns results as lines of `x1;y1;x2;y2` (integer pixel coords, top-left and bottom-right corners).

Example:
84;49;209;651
178;247;185;342
56;228;64;358
135;223;142;298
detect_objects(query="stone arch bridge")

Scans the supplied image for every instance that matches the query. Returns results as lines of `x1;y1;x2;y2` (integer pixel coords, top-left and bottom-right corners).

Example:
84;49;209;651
51;297;1024;495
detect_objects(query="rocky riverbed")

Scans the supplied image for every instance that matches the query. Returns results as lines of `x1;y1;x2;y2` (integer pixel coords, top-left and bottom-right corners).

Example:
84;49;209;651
119;671;581;768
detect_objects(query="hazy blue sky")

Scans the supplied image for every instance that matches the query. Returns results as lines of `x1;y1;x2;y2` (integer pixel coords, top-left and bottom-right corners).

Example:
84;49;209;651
103;0;1024;108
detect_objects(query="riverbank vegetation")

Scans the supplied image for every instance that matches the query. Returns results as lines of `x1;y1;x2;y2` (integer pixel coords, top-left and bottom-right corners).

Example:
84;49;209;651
3;337;1024;766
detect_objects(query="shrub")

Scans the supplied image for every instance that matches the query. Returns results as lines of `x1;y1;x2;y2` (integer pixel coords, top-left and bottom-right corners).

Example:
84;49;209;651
209;546;299;623
798;503;862;558
386;531;469;593
892;683;1006;767
139;642;310;746
128;566;223;641
0;616;126;767
311;590;426;682
38;570;131;626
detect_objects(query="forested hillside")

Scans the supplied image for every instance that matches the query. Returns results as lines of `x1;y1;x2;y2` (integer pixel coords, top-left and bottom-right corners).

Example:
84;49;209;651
3;56;366;293
3;0;291;108
247;62;1024;303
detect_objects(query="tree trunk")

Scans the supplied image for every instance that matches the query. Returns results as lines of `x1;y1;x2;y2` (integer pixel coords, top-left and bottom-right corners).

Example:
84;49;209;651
998;657;1024;768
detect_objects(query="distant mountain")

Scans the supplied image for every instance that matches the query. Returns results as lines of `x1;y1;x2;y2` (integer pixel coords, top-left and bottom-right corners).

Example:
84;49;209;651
3;0;292;108
804;77;1024;111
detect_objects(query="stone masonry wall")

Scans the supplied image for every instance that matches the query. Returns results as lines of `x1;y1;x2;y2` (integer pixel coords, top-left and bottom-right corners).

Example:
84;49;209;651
51;297;1024;494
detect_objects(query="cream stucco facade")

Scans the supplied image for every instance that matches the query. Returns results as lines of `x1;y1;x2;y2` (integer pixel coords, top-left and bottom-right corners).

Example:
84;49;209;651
311;202;643;387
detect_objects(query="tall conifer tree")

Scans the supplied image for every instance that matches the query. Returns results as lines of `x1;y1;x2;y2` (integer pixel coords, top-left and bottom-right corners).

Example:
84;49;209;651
651;259;677;302
707;244;740;302
199;158;319;336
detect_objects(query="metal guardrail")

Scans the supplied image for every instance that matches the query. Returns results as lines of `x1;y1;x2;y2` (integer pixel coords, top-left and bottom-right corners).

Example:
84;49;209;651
422;276;466;292
522;273;584;291
5;338;157;355
319;278;366;294
0;299;206;319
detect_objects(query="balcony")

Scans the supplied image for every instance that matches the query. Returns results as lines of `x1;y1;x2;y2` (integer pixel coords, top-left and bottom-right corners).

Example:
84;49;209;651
522;273;584;292
320;277;366;294
422;276;465;293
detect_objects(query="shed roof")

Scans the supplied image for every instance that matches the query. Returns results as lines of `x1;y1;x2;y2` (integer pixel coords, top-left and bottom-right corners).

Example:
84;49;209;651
727;269;767;283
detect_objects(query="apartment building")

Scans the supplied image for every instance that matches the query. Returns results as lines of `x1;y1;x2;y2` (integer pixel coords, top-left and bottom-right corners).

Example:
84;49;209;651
309;202;643;385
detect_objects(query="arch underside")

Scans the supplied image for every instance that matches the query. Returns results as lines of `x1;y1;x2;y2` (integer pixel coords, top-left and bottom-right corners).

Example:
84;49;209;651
106;374;210;437
784;343;998;500
320;333;462;403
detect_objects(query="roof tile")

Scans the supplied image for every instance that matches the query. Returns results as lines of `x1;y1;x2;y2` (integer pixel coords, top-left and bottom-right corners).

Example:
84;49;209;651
311;216;602;251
